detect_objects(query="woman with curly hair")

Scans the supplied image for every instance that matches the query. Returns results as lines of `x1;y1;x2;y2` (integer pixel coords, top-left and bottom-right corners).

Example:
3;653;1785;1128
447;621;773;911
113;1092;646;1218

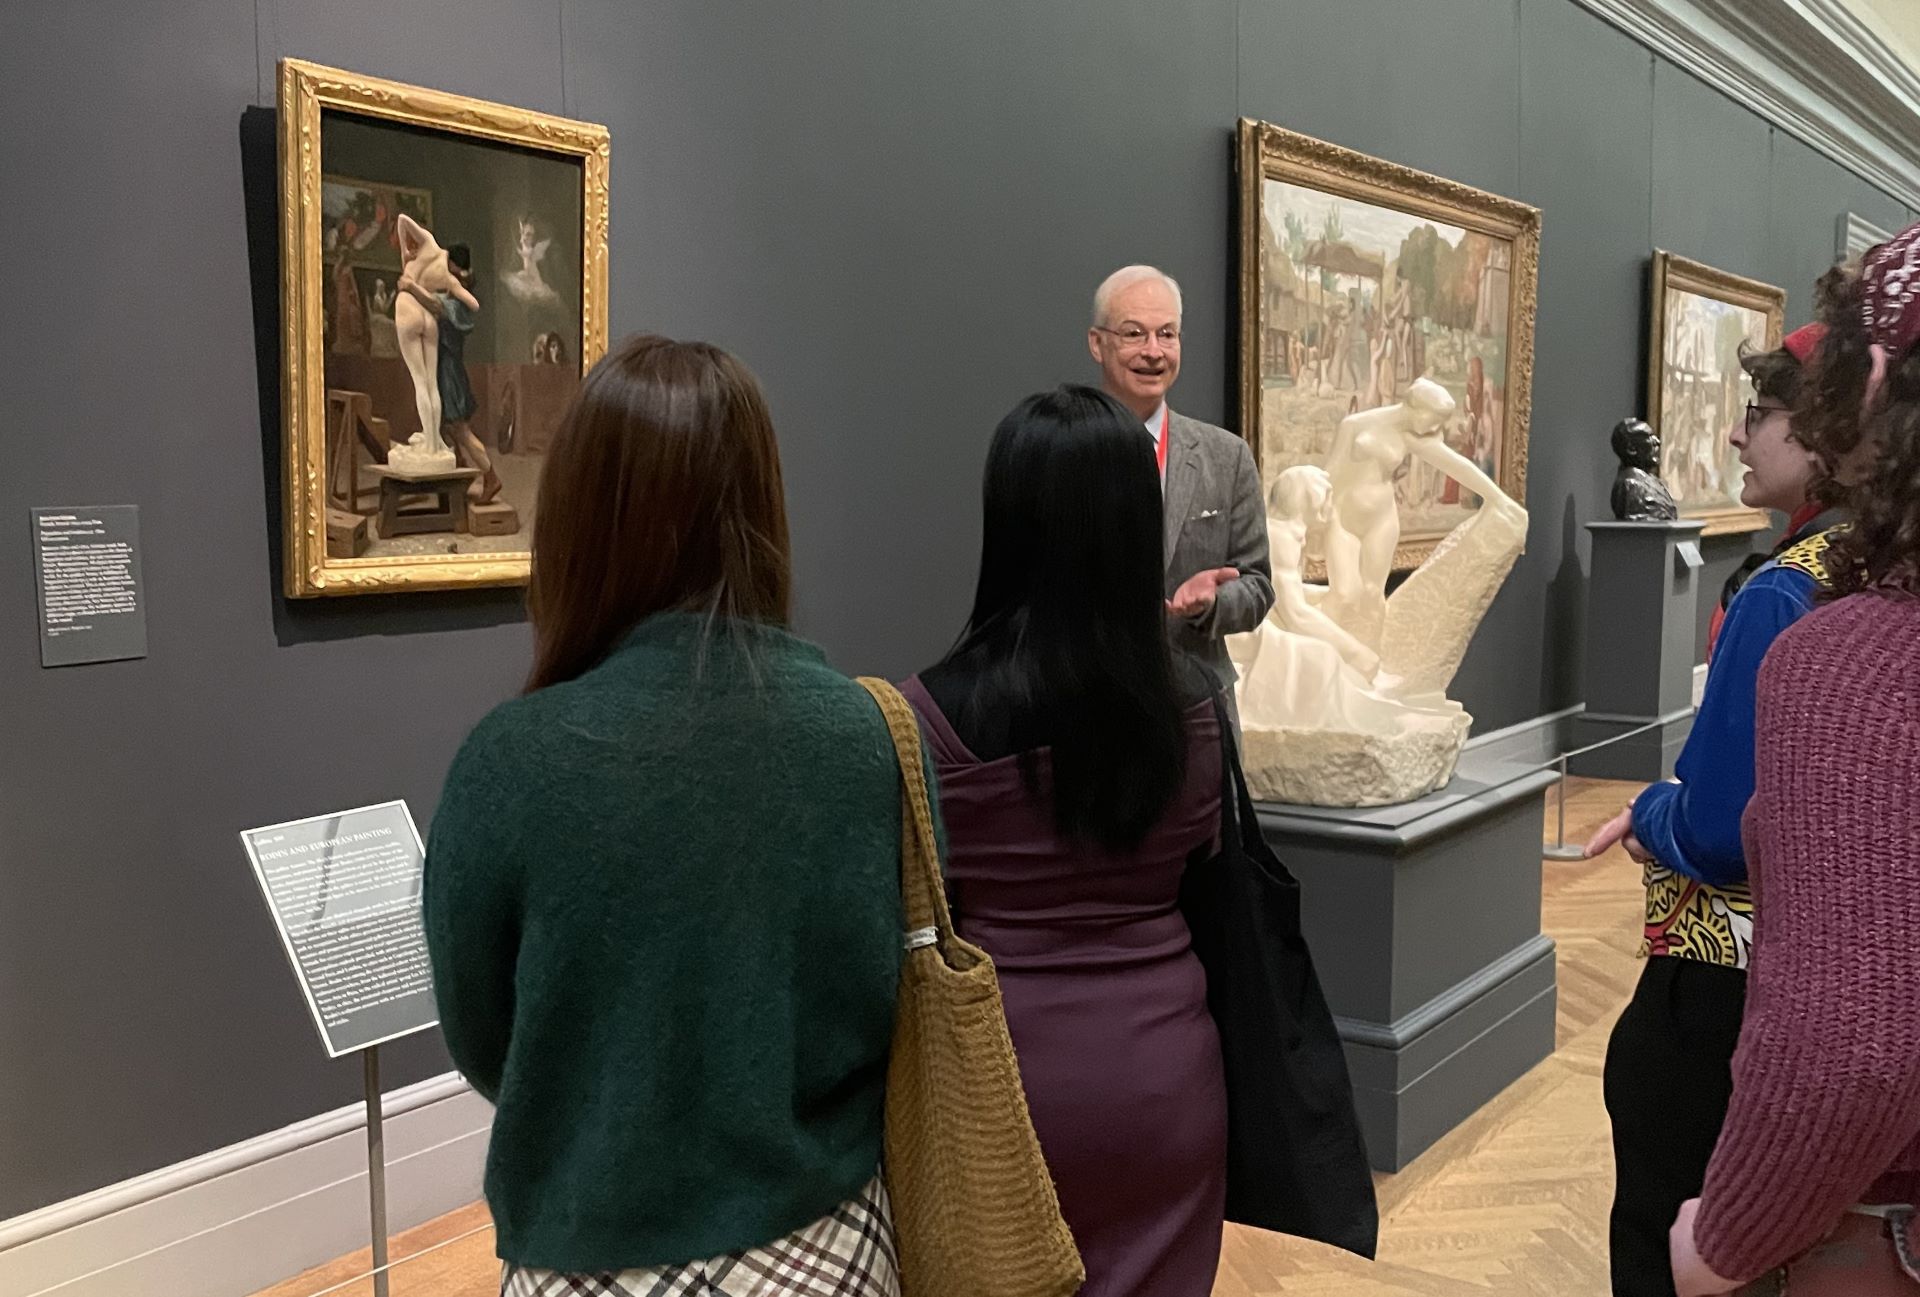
1669;224;1920;1295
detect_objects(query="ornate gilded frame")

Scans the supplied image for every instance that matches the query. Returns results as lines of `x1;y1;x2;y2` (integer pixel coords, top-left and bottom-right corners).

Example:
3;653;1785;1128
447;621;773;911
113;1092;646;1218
277;58;610;597
1235;119;1541;573
1645;252;1784;537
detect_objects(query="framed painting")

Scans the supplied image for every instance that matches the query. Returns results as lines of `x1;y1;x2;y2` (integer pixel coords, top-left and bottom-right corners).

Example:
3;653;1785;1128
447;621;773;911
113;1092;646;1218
1644;252;1784;537
1236;119;1541;573
278;59;610;597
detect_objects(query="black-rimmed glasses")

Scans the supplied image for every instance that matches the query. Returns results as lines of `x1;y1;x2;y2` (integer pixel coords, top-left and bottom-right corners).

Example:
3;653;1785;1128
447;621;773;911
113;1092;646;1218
1745;402;1788;436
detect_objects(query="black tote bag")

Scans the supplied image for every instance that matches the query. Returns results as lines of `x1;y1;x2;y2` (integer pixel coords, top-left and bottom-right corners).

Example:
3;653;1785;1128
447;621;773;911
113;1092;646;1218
1179;698;1380;1259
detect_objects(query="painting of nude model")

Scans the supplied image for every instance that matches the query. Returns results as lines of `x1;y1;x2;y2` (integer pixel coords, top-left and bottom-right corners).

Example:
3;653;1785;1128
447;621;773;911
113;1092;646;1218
280;59;608;596
317;114;585;565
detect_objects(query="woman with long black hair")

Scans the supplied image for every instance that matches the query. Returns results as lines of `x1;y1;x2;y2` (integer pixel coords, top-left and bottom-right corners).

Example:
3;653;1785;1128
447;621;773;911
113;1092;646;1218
903;384;1228;1296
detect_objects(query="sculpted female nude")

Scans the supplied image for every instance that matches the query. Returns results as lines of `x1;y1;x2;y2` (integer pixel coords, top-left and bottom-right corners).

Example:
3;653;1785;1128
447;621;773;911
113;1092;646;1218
1320;376;1521;643
391;213;478;468
1226;462;1476;805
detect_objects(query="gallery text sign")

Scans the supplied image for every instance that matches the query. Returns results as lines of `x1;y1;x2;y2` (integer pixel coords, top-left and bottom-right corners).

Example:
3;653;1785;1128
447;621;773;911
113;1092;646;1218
240;802;438;1058
31;506;148;667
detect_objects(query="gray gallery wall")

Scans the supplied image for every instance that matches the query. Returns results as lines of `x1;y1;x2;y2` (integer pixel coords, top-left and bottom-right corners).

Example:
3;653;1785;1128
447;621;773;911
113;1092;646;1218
2;0;1913;1220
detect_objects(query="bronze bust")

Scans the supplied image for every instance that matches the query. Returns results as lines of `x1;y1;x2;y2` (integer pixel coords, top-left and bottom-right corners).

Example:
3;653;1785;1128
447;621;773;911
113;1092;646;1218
1610;418;1678;522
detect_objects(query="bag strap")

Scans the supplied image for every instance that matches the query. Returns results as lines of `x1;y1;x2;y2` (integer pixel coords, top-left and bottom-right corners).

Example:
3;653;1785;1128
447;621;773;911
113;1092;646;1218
1208;691;1243;847
1211;692;1275;836
856;677;953;948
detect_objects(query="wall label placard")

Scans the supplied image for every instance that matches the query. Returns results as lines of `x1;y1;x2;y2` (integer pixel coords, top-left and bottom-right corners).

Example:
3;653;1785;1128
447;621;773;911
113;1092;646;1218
239;801;438;1058
31;506;148;668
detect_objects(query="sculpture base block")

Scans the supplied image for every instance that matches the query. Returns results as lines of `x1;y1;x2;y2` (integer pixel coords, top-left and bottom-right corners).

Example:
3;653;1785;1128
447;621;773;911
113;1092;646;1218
1241;708;1472;808
325;508;368;559
373;466;482;538
1257;749;1559;1171
468;500;521;537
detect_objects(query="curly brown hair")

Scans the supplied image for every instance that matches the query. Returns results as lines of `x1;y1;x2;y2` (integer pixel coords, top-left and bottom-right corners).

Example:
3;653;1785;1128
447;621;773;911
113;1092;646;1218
1793;264;1920;596
1739;344;1804;407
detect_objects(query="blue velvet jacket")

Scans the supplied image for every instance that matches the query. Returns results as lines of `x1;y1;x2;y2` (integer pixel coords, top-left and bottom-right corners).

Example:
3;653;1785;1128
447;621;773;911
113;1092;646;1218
1631;535;1831;886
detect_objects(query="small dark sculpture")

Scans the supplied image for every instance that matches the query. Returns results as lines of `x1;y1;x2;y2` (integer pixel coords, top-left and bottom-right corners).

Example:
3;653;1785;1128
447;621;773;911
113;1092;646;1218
1610;418;1678;521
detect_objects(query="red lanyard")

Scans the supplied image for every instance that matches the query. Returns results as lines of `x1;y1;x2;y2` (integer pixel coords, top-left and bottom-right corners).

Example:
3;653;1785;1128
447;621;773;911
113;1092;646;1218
1156;407;1170;475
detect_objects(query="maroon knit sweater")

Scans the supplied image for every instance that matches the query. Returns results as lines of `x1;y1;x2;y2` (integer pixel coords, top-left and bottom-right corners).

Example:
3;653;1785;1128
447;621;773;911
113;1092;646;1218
1695;591;1920;1280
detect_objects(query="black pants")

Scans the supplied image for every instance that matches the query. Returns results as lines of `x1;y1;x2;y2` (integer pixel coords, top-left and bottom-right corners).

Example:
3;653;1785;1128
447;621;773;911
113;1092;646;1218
1603;955;1748;1297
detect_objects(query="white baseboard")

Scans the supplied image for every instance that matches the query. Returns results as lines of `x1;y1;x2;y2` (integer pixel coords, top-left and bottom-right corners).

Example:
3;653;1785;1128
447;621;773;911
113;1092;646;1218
1693;662;1709;708
0;1073;492;1297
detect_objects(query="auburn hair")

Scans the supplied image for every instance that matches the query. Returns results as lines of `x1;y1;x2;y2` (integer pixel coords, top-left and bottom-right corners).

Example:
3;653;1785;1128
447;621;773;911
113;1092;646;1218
525;334;792;691
1796;267;1920;597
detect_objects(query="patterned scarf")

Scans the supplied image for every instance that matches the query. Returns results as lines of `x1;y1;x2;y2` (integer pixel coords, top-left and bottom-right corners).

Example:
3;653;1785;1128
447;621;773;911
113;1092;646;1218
1860;220;1920;405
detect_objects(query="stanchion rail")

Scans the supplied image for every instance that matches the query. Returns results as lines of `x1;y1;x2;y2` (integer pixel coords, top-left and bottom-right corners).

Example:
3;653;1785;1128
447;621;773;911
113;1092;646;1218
1540;715;1668;860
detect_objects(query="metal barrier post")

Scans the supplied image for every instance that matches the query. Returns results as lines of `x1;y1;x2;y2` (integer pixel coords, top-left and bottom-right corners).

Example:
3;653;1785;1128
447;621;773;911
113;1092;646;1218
1540;715;1667;860
1543;752;1585;860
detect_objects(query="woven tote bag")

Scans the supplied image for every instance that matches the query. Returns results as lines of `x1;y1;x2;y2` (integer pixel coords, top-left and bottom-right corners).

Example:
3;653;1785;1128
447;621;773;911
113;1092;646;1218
856;678;1084;1297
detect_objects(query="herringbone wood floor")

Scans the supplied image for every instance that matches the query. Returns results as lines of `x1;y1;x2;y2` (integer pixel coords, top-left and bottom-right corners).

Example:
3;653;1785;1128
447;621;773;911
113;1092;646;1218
256;778;1645;1297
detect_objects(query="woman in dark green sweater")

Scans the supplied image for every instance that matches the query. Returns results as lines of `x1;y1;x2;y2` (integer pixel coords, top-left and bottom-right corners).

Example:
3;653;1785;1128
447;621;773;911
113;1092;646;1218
424;335;913;1294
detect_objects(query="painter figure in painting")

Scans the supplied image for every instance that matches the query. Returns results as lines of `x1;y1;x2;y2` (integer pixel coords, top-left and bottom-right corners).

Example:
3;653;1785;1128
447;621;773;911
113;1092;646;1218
1230;379;1529;805
391;212;477;470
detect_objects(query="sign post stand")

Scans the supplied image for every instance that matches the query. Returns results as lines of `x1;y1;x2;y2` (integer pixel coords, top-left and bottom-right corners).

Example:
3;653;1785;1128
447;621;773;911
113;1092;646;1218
238;800;438;1297
364;1045;390;1297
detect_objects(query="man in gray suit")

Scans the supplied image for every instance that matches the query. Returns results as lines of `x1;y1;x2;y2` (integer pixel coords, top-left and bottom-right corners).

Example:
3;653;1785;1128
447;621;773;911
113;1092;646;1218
1088;265;1274;719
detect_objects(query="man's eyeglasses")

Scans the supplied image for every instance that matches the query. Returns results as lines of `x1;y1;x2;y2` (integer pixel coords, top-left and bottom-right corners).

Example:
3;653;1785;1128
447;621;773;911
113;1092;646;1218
1745;402;1789;435
1096;324;1181;351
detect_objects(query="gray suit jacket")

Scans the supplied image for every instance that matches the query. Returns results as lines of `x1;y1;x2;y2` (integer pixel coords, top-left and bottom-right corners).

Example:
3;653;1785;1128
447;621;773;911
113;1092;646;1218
1163;410;1275;694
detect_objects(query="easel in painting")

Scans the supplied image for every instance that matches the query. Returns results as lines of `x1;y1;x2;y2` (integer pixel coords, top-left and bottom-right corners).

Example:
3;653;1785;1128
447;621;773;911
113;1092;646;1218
325;389;391;516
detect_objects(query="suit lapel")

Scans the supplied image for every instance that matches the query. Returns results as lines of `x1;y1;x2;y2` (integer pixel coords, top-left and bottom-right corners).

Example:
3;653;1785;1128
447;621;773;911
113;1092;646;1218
1162;410;1204;570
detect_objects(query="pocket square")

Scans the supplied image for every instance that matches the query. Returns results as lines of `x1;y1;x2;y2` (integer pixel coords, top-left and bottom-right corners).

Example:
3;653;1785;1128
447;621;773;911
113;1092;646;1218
1196;508;1222;519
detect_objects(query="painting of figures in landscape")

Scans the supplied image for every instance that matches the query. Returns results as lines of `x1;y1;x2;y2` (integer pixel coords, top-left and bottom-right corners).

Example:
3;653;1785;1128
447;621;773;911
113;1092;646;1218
279;60;608;596
1238;120;1539;571
1646;253;1783;536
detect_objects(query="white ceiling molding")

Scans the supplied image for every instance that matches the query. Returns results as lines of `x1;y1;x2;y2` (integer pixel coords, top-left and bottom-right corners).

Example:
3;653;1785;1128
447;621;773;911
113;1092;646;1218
1569;0;1920;211
1839;210;1894;260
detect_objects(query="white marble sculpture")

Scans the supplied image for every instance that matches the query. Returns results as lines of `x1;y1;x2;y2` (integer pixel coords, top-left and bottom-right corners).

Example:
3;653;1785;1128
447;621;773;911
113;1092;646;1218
1228;378;1527;806
387;213;474;472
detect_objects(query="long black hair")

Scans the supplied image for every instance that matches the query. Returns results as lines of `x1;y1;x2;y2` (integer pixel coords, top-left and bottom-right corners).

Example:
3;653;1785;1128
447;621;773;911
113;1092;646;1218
942;384;1189;850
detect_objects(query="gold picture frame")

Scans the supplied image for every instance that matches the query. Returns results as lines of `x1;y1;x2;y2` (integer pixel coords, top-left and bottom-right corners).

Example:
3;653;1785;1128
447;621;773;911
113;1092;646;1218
1236;119;1541;574
1645;252;1784;537
278;58;610;597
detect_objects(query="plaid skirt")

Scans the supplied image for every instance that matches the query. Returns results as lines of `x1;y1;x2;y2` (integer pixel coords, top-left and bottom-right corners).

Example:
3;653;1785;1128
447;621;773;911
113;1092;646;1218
499;1175;898;1297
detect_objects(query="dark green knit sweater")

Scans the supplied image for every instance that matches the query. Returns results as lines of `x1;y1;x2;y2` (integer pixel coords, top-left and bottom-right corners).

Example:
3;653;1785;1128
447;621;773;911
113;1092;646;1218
424;613;912;1271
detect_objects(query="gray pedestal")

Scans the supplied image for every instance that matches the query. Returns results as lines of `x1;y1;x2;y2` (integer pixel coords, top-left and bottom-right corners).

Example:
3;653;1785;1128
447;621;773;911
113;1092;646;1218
1572;520;1706;781
1257;747;1559;1172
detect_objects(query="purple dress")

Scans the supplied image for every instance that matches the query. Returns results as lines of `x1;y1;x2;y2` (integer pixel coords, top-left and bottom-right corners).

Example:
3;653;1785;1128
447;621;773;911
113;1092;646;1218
902;677;1228;1297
